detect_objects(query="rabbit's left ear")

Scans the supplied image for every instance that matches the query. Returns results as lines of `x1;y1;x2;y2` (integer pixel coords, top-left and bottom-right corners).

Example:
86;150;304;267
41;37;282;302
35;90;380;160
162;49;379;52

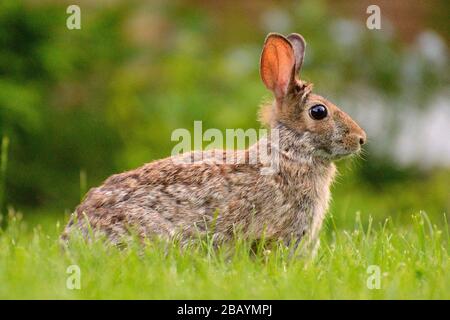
287;33;306;76
260;33;296;101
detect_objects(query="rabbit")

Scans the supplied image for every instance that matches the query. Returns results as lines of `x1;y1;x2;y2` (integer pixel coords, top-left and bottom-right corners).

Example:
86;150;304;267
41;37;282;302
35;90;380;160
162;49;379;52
62;33;366;251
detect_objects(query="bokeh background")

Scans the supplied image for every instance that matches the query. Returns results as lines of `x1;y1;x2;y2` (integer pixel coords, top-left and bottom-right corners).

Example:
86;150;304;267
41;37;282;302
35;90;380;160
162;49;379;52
0;0;449;229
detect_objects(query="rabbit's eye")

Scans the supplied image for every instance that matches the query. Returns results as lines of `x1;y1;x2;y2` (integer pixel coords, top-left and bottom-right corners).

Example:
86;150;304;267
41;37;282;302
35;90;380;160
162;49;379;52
309;104;328;120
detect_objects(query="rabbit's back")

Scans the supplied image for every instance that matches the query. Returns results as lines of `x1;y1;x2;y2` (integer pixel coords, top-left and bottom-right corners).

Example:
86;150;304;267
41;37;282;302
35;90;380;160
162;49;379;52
63;150;273;243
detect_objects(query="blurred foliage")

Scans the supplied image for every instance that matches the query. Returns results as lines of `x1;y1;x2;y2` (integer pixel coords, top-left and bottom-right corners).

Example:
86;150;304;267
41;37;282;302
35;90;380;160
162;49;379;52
0;0;448;215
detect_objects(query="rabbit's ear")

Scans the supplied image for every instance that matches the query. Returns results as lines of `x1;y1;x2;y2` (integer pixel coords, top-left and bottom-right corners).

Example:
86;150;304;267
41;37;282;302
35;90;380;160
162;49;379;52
287;33;306;76
260;33;296;101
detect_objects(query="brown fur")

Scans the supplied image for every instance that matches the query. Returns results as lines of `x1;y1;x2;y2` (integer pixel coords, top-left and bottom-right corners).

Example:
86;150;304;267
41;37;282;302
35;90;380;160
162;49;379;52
62;33;366;250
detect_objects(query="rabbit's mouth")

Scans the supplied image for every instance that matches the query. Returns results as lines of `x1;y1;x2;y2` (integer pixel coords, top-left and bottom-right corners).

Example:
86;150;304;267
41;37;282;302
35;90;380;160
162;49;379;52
316;146;361;160
333;147;362;160
333;151;357;160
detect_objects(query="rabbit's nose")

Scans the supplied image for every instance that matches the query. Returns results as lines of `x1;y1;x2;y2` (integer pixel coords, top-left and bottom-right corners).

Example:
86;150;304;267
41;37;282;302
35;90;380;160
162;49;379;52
359;137;365;145
357;131;366;145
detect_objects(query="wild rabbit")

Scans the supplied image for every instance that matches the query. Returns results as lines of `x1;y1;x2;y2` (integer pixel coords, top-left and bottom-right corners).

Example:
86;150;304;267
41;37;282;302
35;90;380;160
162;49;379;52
62;33;366;250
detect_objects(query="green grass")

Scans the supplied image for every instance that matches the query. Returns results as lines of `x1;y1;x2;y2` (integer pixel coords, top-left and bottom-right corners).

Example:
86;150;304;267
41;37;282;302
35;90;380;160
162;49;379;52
1;158;448;299
0;210;448;299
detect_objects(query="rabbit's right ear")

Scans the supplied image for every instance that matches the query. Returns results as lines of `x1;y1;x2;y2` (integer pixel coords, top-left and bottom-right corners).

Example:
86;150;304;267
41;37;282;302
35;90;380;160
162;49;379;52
260;33;296;102
287;33;306;76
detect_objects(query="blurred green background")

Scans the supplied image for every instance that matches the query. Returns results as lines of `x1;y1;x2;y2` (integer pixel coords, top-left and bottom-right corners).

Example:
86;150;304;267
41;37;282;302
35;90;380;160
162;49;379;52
0;0;448;228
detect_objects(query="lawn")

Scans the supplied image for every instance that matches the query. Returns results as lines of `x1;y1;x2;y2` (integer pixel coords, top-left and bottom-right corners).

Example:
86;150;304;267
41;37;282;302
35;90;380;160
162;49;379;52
0;173;448;299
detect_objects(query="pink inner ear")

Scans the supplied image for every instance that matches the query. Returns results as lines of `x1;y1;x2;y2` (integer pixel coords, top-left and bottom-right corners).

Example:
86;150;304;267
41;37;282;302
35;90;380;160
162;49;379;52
261;36;295;100
261;44;279;91
276;45;295;98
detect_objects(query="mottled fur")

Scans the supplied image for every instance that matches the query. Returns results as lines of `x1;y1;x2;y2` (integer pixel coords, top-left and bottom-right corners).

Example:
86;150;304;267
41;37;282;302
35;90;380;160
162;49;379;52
62;33;366;250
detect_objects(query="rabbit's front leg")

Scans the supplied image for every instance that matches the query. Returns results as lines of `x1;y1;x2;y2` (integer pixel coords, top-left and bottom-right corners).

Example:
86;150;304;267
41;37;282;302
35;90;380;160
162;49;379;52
285;222;322;259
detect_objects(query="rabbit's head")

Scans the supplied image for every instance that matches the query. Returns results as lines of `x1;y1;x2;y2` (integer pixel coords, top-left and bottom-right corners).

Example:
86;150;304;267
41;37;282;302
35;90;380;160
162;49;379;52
259;33;366;160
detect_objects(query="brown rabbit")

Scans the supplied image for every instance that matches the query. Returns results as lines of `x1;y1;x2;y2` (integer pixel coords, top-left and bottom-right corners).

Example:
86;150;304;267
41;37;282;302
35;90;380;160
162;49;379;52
62;33;366;250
